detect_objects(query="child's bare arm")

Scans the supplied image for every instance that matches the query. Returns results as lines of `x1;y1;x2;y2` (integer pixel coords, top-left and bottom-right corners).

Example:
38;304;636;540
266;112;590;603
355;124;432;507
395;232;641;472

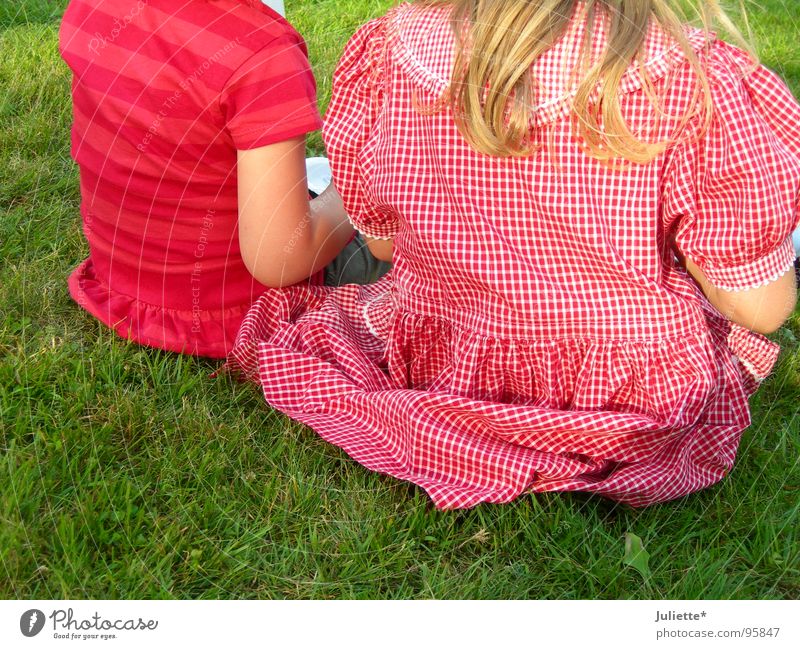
237;137;353;287
685;256;797;335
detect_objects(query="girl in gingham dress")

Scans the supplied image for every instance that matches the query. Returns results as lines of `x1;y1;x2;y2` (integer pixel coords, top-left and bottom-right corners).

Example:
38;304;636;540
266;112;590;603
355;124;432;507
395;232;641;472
228;0;799;509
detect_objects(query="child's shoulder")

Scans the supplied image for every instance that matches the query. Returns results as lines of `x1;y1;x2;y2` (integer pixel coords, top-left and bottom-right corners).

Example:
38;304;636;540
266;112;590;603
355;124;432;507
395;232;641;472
367;2;461;99
335;3;452;94
186;0;312;85
202;0;307;46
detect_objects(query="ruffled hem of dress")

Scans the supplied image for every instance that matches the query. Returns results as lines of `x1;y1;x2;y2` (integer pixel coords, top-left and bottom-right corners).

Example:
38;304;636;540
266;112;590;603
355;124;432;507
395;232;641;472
69;258;256;359
381;309;734;410
226;277;755;509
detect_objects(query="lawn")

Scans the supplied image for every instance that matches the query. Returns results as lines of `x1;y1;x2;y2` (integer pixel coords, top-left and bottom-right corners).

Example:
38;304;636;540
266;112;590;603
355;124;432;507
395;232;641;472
1;0;799;599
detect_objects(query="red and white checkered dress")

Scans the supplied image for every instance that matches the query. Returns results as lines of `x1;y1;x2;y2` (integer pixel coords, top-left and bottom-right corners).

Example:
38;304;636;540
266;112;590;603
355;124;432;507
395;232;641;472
228;4;800;509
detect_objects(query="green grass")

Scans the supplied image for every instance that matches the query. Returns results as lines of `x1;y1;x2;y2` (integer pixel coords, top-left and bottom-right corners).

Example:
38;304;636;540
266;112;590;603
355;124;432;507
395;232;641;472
1;0;799;599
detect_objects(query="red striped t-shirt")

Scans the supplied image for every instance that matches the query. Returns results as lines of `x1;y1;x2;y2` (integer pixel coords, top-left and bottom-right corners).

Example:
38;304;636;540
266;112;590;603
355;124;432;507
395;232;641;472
59;0;322;357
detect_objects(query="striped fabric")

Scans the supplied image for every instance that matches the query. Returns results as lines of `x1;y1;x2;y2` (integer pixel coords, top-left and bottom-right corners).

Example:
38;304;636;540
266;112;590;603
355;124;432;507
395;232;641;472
60;0;322;357
227;3;800;509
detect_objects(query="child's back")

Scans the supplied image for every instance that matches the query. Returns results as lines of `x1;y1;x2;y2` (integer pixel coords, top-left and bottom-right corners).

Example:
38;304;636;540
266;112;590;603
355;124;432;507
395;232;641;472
60;0;322;357
228;1;799;509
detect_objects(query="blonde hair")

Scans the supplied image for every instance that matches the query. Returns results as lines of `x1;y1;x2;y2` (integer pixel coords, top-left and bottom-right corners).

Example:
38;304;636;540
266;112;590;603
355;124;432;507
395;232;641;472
416;0;754;163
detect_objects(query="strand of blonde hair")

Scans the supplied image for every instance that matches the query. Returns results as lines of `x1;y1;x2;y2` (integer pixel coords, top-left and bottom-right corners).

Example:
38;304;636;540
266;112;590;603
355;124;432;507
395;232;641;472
415;0;755;163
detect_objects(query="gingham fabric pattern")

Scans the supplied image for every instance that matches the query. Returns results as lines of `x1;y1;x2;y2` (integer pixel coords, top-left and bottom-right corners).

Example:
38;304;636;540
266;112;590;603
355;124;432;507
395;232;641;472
227;3;800;509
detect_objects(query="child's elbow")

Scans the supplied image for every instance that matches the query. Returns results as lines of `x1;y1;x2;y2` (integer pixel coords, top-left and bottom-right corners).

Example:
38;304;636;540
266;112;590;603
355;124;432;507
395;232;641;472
240;252;302;289
721;271;797;335
748;290;797;335
254;273;295;289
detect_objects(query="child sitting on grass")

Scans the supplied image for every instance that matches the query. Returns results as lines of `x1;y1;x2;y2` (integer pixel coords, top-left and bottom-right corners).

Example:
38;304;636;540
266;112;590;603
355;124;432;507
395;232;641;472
228;0;799;509
59;0;354;358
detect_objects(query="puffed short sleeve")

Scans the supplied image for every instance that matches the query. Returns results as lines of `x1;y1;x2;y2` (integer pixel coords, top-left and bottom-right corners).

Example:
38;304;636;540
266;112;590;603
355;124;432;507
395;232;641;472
323;17;400;240
221;34;322;150
663;41;800;291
